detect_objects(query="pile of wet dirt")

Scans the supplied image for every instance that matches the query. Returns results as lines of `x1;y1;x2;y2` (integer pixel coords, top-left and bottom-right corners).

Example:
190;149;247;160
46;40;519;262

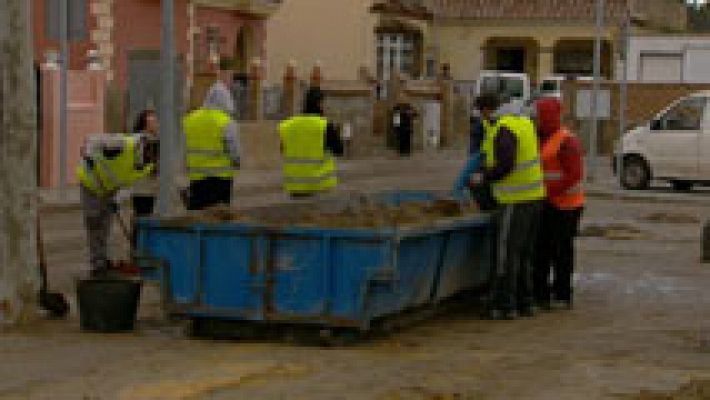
641;212;700;225
174;200;479;229
579;223;650;241
627;379;710;400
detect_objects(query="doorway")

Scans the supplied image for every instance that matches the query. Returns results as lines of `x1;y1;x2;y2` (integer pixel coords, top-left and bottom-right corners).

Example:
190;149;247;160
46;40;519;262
496;48;526;72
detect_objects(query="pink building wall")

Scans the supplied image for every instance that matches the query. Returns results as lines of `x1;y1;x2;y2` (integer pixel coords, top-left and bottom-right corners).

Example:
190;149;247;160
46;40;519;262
112;0;191;92
40;67;106;188
194;6;267;74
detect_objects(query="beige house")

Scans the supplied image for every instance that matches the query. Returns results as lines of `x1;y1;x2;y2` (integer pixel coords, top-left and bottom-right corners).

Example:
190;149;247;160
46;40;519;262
265;0;687;85
373;0;688;83
265;0;379;83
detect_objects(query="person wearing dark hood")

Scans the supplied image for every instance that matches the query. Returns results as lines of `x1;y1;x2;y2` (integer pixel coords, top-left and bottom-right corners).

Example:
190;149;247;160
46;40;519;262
279;87;343;198
391;94;418;157
469;93;545;320
533;98;585;310
130;109;159;217
183;81;241;210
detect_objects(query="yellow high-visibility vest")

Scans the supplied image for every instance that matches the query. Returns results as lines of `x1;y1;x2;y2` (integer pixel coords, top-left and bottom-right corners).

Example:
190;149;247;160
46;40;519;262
482;115;545;204
183;109;235;181
77;136;153;197
279;115;337;195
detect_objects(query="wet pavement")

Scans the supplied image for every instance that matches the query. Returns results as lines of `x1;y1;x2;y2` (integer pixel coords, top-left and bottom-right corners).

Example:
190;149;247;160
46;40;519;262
4;154;710;399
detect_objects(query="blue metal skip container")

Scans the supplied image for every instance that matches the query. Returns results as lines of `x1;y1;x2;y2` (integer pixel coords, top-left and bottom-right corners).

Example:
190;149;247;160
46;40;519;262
136;191;492;330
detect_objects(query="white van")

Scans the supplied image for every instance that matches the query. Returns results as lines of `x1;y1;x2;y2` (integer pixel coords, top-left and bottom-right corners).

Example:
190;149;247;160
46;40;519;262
617;91;710;191
538;76;565;99
475;71;531;110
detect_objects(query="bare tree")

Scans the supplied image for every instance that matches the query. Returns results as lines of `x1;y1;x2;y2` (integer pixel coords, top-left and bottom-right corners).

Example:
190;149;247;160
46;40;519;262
0;0;40;326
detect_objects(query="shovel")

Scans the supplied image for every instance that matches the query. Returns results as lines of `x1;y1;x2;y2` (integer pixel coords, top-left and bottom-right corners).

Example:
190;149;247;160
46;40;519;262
37;217;69;319
110;204;141;276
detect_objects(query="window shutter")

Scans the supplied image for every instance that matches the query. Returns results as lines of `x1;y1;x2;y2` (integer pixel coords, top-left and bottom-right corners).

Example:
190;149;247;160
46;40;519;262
45;0;61;40
45;0;86;41
69;0;87;41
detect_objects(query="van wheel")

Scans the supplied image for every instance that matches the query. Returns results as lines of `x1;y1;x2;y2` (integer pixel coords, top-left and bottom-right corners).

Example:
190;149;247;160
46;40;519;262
671;181;693;191
621;157;650;190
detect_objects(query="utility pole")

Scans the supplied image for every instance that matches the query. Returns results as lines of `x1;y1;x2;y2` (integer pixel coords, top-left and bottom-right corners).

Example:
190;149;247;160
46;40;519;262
617;7;630;189
589;0;605;182
0;0;40;325
158;0;179;216
59;0;69;199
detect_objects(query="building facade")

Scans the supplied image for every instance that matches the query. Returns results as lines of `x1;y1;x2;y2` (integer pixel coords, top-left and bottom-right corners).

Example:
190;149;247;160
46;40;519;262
33;0;281;128
624;34;710;83
264;0;379;83
372;0;688;83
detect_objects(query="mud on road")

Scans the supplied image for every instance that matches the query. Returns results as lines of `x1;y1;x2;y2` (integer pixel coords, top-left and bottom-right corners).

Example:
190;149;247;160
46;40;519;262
3;193;710;400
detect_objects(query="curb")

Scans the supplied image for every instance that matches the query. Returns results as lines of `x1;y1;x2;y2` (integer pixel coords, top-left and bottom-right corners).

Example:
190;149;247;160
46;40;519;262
586;188;710;205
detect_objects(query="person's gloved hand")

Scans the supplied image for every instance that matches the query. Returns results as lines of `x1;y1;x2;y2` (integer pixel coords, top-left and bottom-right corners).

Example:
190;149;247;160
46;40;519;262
469;172;484;187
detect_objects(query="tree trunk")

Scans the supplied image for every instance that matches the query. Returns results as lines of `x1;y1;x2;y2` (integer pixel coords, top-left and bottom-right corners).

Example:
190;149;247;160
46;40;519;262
0;0;40;326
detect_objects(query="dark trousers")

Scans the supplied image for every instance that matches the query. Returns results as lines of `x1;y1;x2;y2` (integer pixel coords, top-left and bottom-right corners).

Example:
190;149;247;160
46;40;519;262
488;201;541;313
187;177;233;211
533;203;583;304
130;195;155;247
80;186;112;273
397;128;412;156
131;195;155;217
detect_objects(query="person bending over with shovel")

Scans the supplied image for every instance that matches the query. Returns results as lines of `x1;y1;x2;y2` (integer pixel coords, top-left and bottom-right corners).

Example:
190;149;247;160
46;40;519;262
76;134;156;278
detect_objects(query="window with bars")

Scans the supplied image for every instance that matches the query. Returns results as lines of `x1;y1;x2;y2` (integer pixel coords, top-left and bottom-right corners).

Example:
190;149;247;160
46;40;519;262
376;33;420;80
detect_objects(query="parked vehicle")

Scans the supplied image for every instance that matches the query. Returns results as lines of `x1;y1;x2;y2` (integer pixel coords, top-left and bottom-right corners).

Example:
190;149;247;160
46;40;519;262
616;91;710;191
475;71;531;114
538;76;565;99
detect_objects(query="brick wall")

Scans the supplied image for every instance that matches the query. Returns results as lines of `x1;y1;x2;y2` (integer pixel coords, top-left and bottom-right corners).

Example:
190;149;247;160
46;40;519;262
321;81;381;158
630;0;688;31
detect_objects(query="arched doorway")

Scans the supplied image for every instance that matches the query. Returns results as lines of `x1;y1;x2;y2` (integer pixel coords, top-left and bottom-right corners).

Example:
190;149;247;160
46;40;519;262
483;37;540;78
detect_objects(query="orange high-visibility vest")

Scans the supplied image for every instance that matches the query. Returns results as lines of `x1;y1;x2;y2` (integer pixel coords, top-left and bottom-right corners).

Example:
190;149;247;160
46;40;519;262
541;128;585;210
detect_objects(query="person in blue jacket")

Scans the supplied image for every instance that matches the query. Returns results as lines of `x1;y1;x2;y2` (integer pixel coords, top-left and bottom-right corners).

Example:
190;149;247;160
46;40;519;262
453;114;485;201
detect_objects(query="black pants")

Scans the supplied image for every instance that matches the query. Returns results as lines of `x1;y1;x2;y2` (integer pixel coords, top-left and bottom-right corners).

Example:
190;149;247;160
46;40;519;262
488;201;541;313
533;203;583;304
397;128;412;156
187;177;233;211
130;195;155;248
131;195;155;217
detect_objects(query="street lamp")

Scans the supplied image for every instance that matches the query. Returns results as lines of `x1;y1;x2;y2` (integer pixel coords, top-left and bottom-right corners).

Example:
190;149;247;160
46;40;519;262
158;0;178;216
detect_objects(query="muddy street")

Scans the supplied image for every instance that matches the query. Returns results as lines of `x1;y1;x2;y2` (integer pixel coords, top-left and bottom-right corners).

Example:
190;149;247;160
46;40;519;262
4;179;710;399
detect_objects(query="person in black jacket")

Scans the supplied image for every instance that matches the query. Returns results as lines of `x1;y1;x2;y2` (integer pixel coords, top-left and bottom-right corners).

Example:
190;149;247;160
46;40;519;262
303;87;344;158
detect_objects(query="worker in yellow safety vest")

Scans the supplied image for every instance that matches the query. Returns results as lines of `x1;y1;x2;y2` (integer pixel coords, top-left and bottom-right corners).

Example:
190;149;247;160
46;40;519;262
469;93;545;320
279;87;343;198
183;81;241;210
76;134;155;277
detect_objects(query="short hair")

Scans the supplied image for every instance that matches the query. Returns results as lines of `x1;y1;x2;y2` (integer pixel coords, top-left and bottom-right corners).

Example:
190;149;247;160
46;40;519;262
303;87;324;114
475;93;501;112
133;109;156;133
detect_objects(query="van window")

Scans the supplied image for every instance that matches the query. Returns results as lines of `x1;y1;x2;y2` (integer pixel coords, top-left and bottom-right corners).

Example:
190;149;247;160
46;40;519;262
658;97;707;131
480;77;525;100
541;80;558;92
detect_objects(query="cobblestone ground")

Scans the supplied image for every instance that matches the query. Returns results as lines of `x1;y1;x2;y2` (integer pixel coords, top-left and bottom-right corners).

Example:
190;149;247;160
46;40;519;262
3;153;710;400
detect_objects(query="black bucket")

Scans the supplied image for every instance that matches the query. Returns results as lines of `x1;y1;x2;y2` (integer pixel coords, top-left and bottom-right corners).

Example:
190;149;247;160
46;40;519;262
77;278;142;333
